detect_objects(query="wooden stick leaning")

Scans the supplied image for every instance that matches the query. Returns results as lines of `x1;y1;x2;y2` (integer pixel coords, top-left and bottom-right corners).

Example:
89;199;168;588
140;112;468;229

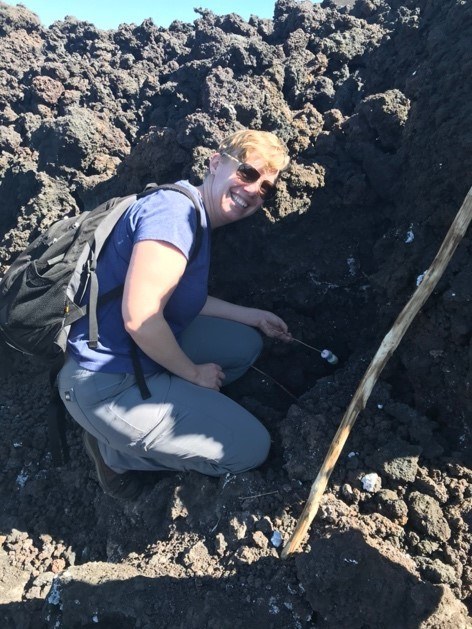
281;185;472;559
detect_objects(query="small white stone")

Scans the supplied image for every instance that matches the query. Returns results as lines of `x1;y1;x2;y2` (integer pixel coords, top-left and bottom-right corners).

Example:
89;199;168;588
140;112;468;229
361;473;381;493
416;272;426;287
16;470;28;488
271;531;283;548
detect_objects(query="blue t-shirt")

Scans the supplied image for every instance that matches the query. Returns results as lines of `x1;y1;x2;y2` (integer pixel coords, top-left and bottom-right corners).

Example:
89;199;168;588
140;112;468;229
67;181;211;374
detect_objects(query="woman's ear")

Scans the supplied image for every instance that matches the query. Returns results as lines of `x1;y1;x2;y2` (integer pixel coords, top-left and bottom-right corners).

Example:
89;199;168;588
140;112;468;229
209;153;221;175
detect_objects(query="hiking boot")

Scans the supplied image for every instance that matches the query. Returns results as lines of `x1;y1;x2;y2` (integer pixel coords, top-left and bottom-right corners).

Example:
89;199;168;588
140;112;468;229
82;431;143;500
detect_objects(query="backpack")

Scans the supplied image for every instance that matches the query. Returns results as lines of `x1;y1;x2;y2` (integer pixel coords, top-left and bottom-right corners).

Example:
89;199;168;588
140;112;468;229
0;182;203;464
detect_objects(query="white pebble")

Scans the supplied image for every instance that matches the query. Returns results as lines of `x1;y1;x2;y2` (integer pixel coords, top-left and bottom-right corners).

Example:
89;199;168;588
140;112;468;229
416;272;426;286
16;470;28;488
271;531;283;548
361;473;381;493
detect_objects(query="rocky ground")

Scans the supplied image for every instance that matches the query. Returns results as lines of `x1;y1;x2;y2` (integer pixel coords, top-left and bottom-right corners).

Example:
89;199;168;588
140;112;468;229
0;0;471;626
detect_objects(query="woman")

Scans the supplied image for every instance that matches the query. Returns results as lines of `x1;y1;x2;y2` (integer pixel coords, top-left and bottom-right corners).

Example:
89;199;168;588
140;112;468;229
58;129;291;499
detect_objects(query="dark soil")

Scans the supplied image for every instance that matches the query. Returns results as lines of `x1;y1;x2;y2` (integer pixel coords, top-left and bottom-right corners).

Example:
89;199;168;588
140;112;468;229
0;0;471;627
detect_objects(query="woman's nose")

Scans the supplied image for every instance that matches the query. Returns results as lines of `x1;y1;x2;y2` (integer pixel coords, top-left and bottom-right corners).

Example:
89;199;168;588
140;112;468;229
242;179;262;196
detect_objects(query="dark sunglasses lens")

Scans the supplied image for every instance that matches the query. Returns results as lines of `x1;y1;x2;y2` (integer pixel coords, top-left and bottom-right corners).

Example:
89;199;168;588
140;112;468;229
260;182;276;200
237;163;260;184
235;161;277;201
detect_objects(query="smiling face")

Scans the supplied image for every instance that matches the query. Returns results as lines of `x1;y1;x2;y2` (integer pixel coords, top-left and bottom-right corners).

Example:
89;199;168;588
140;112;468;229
203;151;280;227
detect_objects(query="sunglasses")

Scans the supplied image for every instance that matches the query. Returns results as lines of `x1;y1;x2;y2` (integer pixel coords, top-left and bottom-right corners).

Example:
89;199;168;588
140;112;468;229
221;152;277;201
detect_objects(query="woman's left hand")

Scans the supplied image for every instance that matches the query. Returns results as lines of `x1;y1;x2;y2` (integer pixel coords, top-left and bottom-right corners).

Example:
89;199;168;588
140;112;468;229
252;309;292;342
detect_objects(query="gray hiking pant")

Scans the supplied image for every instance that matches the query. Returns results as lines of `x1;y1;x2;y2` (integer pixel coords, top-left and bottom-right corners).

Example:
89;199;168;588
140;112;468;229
57;316;270;476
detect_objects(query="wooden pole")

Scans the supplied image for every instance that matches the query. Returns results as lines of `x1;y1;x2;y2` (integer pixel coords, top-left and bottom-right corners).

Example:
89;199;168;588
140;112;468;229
281;185;472;559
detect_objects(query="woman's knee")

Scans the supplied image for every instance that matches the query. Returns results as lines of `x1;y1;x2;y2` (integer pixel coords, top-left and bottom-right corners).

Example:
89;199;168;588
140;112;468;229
242;324;263;362
250;423;271;467
180;317;262;376
229;421;271;473
218;320;262;366
223;324;263;385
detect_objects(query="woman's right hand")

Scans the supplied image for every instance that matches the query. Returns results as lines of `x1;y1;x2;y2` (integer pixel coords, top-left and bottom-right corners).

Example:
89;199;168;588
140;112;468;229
192;363;225;390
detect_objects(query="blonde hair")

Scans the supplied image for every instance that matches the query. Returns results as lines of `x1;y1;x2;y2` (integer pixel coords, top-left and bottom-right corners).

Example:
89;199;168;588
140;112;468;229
218;129;290;172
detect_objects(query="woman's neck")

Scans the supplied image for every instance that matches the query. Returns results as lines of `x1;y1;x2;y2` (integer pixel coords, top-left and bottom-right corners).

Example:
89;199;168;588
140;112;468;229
196;178;219;229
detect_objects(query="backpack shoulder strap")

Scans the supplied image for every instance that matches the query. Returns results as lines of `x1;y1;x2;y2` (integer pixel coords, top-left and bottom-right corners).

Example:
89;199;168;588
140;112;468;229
87;194;138;349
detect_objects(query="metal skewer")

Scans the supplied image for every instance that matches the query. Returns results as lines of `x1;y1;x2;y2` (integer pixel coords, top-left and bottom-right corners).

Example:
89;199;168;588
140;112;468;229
290;337;322;353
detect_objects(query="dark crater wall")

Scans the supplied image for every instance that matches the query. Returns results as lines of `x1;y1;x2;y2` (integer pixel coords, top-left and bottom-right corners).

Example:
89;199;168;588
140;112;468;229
0;1;471;627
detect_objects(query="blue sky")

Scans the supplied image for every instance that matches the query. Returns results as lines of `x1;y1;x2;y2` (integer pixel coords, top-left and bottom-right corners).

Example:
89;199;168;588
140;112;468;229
2;0;320;30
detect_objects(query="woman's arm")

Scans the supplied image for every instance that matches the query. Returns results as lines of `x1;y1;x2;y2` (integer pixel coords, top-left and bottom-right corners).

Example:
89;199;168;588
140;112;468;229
122;240;224;390
201;295;292;341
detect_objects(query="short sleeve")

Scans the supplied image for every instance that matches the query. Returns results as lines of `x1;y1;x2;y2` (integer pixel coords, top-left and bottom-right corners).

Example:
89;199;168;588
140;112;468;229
127;189;198;260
